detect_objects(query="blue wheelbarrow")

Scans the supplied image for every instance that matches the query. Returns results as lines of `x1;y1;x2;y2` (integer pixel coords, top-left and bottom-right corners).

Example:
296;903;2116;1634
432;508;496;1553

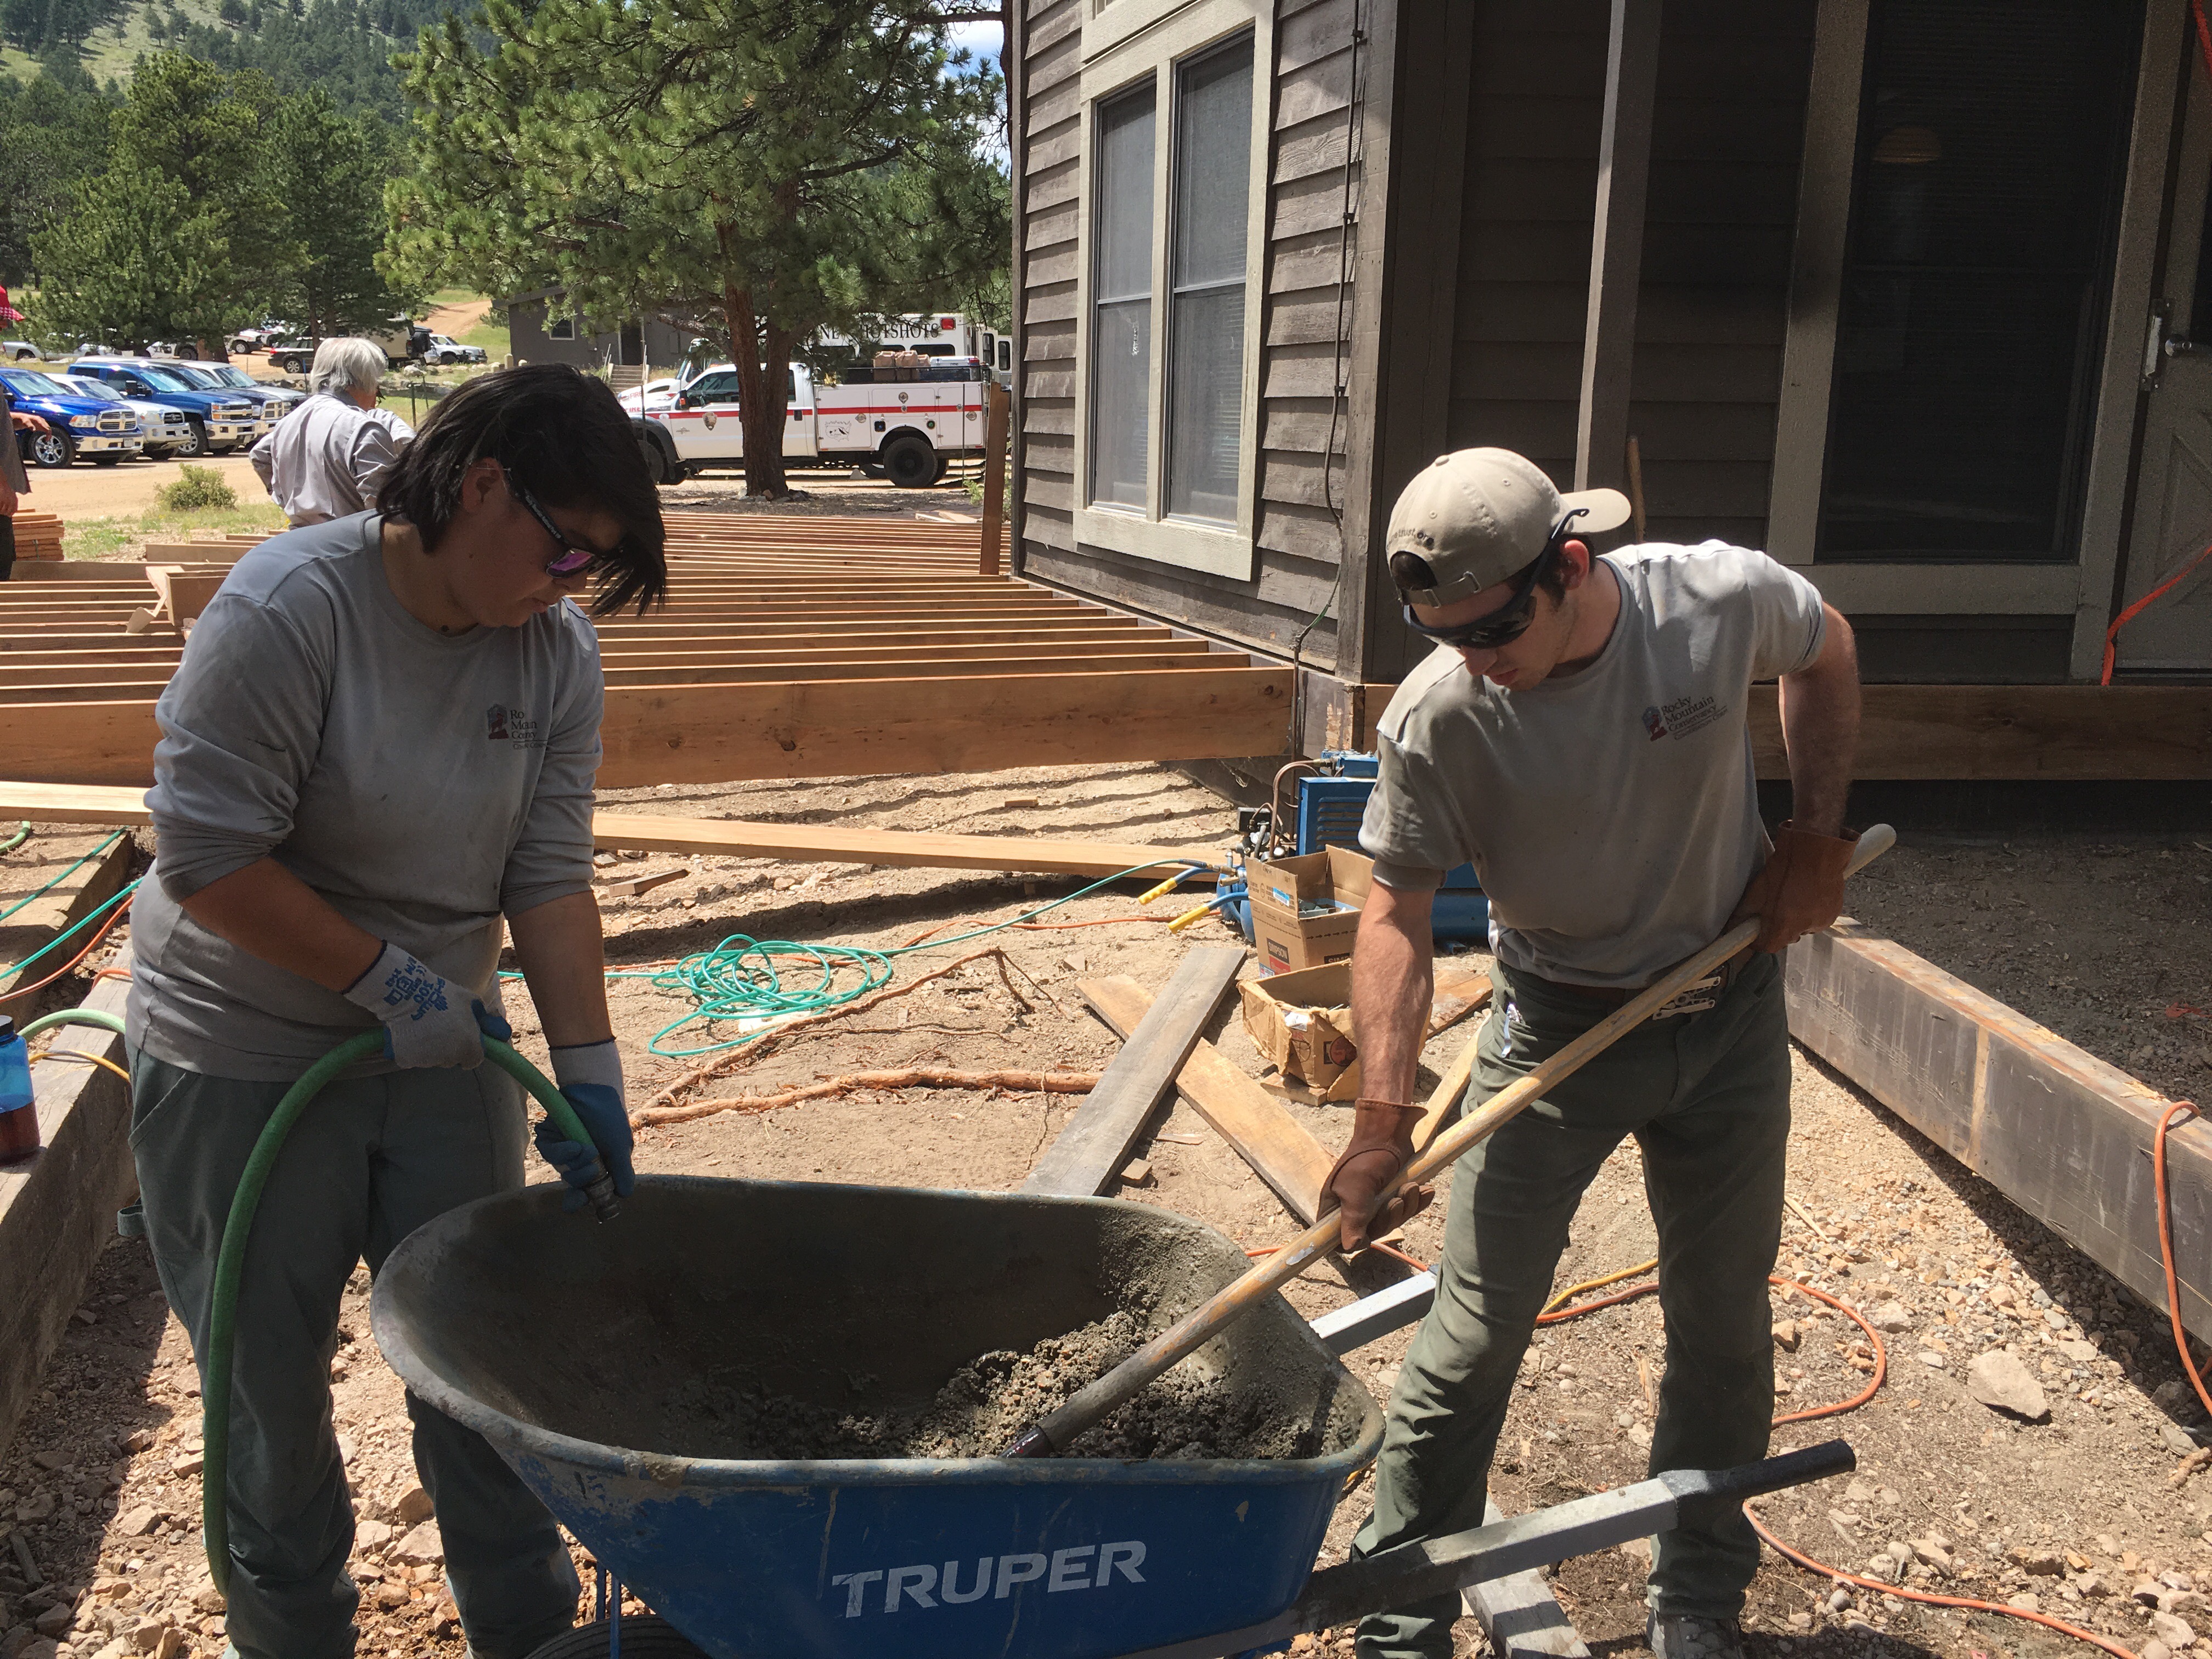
372;1176;1853;1659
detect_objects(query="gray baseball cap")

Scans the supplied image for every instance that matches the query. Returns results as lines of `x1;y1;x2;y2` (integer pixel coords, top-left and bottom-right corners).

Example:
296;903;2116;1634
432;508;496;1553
1385;448;1632;608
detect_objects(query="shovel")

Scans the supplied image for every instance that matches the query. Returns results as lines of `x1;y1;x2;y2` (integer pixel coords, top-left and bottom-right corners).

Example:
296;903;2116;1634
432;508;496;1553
1006;823;1897;1457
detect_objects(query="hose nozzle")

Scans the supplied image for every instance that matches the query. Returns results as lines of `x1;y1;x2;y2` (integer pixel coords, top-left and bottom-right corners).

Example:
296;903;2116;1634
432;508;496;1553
578;1163;621;1223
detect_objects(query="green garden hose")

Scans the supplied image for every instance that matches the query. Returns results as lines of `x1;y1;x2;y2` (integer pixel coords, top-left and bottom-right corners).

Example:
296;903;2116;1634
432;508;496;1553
199;1031;613;1595
19;1008;126;1040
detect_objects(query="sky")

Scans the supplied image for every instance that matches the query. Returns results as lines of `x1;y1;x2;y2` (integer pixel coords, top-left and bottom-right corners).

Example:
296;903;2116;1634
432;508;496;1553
948;20;1005;63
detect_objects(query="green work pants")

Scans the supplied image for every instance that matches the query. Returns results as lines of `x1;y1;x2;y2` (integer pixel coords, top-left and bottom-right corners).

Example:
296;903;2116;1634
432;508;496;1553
128;1048;581;1659
1351;952;1791;1657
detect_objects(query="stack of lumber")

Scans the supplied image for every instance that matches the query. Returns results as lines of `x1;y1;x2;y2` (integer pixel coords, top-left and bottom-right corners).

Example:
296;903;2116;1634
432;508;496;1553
0;513;1293;786
9;511;63;562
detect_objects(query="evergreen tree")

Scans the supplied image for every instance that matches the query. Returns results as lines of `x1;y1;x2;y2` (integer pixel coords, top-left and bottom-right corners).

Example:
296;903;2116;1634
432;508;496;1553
390;2;1008;498
0;67;115;285
31;165;229;347
261;89;414;335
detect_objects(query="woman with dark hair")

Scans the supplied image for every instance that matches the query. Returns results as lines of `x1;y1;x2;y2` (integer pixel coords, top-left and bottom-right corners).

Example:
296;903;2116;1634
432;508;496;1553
126;365;667;1659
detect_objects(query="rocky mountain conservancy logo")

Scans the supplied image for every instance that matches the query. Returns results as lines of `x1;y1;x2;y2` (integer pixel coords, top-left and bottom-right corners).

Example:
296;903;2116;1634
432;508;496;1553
1641;694;1726;743
486;704;545;748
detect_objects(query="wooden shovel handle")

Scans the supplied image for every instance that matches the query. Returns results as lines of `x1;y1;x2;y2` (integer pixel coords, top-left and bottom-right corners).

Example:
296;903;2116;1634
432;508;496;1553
1008;825;1895;1457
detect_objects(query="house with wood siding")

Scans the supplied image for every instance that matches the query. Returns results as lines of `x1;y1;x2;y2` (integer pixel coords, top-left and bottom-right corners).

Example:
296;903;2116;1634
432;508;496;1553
1006;0;2212;772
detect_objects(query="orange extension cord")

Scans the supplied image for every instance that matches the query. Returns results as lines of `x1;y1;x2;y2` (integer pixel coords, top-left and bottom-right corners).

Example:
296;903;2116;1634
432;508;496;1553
1;891;135;1007
1265;1231;2140;1657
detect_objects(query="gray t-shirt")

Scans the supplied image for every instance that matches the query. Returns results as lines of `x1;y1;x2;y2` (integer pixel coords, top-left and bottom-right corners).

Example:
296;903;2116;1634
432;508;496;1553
128;512;604;1079
1359;541;1826;988
248;394;413;526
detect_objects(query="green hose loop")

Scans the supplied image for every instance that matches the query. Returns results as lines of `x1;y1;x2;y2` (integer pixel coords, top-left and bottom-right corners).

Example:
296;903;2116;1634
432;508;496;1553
0;822;30;855
19;1008;127;1040
201;1034;608;1595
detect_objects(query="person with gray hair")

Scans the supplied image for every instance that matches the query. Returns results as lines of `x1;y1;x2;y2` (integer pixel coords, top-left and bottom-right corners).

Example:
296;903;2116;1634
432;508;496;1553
249;336;416;526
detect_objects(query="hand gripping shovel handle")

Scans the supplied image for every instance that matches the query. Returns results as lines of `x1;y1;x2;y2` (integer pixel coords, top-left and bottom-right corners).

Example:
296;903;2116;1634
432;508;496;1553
1005;824;1896;1458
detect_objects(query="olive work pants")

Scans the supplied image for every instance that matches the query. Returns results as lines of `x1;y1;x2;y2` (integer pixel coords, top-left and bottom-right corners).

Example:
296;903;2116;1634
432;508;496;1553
1350;951;1791;1657
128;1048;580;1659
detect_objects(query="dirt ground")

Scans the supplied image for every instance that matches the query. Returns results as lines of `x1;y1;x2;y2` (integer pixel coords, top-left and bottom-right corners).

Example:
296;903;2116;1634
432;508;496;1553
7;767;2212;1659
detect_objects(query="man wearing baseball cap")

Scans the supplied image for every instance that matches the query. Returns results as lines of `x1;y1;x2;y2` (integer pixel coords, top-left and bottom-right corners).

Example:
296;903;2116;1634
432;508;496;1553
1327;448;1860;1659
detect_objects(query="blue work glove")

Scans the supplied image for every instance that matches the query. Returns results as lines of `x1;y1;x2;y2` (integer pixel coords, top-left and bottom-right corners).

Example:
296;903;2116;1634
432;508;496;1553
342;940;509;1069
533;1038;636;1211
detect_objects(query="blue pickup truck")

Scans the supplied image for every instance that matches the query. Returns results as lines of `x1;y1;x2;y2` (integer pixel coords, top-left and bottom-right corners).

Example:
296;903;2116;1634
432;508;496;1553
169;361;307;435
0;367;144;467
70;357;261;456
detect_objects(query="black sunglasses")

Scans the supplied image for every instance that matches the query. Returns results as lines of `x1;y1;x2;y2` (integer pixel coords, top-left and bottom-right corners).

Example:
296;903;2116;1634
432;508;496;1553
1401;510;1587;651
506;470;615;577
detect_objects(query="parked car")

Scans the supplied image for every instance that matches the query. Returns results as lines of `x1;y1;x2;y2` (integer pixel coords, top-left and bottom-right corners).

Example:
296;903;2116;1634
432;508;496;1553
168;360;306;435
0;368;144;467
53;374;193;458
423;333;487;365
70;358;260;456
145;342;202;360
2;341;40;361
225;322;286;354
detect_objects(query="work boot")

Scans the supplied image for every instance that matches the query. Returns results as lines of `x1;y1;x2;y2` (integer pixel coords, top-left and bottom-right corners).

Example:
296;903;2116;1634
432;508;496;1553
1647;1613;1746;1659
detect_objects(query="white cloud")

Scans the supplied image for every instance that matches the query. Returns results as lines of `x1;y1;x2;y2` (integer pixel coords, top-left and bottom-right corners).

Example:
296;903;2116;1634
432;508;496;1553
949;20;1004;59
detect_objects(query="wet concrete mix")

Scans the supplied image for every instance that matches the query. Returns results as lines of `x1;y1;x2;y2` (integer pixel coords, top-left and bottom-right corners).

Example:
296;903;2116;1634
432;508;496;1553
659;1306;1329;1462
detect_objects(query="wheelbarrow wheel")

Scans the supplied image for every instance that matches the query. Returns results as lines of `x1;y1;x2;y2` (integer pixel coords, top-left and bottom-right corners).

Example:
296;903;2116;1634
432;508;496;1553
524;1616;712;1659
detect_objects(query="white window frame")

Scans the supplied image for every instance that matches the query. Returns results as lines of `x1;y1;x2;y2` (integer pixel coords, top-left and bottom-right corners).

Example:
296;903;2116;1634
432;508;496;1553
1073;0;1271;580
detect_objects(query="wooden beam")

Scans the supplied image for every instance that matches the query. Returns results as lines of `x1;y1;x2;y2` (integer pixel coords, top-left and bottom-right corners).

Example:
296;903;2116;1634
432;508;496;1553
1024;947;1247;1197
1747;685;2212;780
0;785;1222;881
1575;0;1662;493
1784;921;2212;1340
1080;974;1337;1224
0;955;136;1463
0;833;133;998
981;380;1010;577
1465;1500;1594;1659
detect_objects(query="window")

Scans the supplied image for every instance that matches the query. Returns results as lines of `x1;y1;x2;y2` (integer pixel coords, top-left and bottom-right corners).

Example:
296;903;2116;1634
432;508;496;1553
1088;83;1155;511
1071;8;1265;578
547;311;575;342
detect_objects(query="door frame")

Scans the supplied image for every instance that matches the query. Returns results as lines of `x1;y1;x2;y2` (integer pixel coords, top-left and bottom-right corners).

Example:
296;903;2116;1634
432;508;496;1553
1765;0;2185;677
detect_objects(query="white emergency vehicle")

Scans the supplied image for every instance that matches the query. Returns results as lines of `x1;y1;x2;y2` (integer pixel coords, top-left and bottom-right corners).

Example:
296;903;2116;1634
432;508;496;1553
640;358;991;487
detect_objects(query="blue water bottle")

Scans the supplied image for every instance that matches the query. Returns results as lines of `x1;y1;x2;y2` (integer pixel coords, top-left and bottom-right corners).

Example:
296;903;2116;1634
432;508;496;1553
0;1017;36;1165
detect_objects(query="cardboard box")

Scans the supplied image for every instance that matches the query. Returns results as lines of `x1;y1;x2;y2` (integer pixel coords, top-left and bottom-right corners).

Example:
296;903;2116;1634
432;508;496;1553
1237;963;1362;1101
1248;847;1373;975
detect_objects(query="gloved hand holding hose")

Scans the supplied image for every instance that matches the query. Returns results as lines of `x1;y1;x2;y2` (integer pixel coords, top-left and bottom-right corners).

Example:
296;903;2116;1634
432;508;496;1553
342;940;510;1068
534;1037;637;1211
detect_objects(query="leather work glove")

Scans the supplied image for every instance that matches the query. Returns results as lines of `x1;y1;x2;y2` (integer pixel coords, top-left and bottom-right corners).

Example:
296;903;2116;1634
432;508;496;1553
1319;1098;1435;1252
1730;821;1857;956
533;1038;637;1211
342;941;510;1069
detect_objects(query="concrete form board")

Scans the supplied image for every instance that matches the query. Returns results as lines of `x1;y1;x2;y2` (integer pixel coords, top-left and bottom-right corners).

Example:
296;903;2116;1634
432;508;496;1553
0;956;136;1462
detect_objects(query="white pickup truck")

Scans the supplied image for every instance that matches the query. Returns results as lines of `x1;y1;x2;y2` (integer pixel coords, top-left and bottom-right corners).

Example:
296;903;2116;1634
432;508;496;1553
634;359;990;487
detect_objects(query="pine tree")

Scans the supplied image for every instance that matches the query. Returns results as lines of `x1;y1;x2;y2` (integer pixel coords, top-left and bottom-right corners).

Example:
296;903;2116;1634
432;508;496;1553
31;166;230;348
389;1;1008;499
260;89;415;335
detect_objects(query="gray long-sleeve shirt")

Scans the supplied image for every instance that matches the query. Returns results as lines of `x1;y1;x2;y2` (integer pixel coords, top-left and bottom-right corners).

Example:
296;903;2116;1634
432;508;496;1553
127;512;604;1080
248;394;413;526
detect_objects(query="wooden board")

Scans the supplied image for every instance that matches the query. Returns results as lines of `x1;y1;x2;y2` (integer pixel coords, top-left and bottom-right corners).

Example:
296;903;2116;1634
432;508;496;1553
0;832;133;998
1464;1499;1594;1659
1748;685;2212;781
1080;973;1338;1223
1023;946;1247;1197
0;955;136;1463
0;785;1221;881
1784;920;2212;1339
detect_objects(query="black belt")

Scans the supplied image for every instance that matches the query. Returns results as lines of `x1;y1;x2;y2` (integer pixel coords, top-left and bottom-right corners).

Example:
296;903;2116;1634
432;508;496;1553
1521;955;1742;1017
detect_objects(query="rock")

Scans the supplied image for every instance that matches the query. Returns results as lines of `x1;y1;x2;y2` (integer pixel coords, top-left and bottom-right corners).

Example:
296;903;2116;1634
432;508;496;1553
2058;1338;2100;1363
2007;1593;2041;1613
354;1520;392;1551
2137;1580;2166;1606
372;1584;409;1612
14;1494;55;1524
187;1581;222;1616
1869;1301;1915;1333
1911;1537;1955;1574
20;1641;58;1659
89;1643;131;1659
30;1609;70;1640
393;1488;434;1526
2164;1424;2202;1455
391;1522;443;1567
1787;1613;1812;1631
125;1623;167;1654
2152;1610;2198;1649
2142;1643;2174;1659
2154;1380;2197;1413
166;1454;200;1480
1917;1350;1946;1368
1772;1321;1800;1352
2164;1572;2198;1590
1967;1351;2050;1420
114;1509;156;1540
150;1633;180;1659
2080;1574;2111;1599
27;1455;66;1475
2013;1546;2066;1576
1827;1588;1853;1612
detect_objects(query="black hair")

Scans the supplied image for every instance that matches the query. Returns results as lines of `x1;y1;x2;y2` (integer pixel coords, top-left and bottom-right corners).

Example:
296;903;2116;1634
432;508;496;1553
379;363;668;617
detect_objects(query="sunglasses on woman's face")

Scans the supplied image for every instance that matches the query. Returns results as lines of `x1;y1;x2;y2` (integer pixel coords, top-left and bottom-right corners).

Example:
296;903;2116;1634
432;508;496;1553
508;473;613;577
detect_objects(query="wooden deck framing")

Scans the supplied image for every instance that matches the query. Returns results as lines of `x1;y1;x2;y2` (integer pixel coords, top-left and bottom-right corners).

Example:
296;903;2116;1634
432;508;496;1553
0;515;1294;787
